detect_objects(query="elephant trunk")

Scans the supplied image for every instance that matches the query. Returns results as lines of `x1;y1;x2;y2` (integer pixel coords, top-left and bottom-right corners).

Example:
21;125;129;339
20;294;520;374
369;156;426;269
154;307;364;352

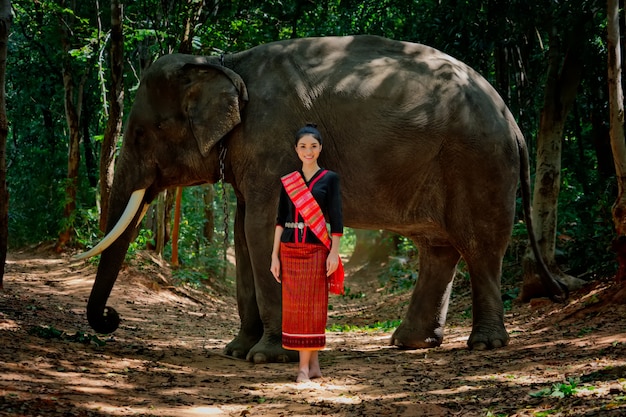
84;189;148;334
87;272;122;334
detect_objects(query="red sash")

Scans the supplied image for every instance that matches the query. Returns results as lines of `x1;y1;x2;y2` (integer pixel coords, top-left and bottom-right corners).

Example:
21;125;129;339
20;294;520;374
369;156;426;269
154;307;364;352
281;170;344;295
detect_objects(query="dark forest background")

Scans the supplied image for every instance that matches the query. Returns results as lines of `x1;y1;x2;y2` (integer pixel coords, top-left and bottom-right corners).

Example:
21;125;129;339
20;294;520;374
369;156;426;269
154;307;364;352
3;0;618;293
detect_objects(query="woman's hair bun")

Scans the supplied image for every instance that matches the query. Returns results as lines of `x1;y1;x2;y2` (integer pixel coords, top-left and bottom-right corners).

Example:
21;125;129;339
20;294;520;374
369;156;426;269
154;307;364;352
294;123;322;145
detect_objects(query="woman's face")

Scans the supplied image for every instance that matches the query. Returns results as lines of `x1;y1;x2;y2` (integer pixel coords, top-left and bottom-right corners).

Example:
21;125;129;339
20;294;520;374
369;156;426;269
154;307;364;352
295;134;322;166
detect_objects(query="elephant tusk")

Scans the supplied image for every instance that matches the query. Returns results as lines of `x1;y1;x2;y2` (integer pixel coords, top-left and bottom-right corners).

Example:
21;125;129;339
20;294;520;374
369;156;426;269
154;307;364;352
135;203;149;228
73;189;147;260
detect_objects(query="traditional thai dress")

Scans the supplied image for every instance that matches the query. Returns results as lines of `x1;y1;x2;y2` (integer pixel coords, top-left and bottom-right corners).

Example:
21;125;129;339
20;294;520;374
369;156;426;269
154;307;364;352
276;168;343;350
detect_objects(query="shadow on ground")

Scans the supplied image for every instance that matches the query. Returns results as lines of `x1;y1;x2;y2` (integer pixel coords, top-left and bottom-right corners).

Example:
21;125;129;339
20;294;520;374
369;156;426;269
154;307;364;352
1;248;626;416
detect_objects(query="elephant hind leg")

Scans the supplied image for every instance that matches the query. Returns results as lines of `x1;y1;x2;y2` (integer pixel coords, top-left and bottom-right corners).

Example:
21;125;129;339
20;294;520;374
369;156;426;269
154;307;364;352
391;244;460;349
464;253;509;350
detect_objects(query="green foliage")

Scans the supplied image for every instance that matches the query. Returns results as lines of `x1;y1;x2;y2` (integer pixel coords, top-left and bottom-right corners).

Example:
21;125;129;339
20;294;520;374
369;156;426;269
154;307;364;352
4;0;617;293
341;287;365;300
171;268;212;288
534;411;558;417
167;243;227;287
502;288;520;312
378;258;418;293
395;236;418;259
327;319;401;333
144;185;235;289
529;378;592;399
72;206;102;249
340;227;356;255
557;169;616;278
376;235;419;292
28;325;107;346
504;160;617;285
127;229;154;259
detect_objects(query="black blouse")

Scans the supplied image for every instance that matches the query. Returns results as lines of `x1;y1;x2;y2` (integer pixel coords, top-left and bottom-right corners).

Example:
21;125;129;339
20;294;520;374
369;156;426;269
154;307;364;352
276;168;343;244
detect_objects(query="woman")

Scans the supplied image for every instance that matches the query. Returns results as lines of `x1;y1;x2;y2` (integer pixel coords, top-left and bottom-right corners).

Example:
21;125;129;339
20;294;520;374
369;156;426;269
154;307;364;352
270;123;344;383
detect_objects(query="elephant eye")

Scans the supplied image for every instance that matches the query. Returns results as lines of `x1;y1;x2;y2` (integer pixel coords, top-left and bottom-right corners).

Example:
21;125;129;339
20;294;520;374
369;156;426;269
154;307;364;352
156;118;171;130
132;126;146;144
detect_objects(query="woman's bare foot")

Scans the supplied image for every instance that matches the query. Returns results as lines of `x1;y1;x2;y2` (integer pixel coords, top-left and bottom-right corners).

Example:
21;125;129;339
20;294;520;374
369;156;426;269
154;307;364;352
296;370;310;383
309;367;322;379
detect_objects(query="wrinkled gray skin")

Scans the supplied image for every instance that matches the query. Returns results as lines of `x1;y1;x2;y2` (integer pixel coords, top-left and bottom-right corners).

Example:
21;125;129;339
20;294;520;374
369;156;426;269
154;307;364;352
86;35;567;363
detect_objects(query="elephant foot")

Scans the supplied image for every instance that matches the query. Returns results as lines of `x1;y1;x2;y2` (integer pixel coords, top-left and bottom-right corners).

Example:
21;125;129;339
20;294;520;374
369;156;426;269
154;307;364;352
467;324;509;350
224;333;298;363
245;336;298;364
224;333;260;360
390;322;443;349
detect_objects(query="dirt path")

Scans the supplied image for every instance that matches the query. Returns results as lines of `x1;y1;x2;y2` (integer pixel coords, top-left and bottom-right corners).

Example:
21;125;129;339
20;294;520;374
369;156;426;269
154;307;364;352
2;248;626;416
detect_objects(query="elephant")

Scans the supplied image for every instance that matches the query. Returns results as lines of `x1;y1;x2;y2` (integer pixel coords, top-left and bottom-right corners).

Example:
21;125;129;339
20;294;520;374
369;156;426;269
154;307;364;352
75;35;567;363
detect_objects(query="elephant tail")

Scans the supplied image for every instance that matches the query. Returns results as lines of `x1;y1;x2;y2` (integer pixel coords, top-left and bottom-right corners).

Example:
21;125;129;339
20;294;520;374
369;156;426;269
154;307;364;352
517;133;569;302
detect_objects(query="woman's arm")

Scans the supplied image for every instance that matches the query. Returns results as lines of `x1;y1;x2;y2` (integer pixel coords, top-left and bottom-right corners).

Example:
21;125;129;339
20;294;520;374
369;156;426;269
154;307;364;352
270;225;284;282
326;234;341;276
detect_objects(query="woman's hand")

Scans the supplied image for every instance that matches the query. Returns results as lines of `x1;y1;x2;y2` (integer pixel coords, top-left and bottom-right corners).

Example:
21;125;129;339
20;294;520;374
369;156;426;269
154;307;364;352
327;235;342;276
326;251;339;276
270;254;281;283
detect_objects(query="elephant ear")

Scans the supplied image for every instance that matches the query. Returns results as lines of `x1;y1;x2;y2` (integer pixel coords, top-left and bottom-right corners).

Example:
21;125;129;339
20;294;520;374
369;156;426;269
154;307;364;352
181;63;249;156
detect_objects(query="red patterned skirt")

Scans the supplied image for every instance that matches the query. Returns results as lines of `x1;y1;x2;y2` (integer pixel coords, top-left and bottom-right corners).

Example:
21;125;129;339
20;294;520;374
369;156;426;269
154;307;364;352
280;242;329;350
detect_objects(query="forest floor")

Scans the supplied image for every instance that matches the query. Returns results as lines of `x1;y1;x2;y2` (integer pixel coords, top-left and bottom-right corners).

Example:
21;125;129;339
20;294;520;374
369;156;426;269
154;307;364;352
2;246;626;416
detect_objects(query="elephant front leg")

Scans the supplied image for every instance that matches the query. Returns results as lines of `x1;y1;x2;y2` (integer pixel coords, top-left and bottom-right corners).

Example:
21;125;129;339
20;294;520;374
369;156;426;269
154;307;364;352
224;202;264;359
243;219;298;364
391;244;460;349
242;267;296;364
224;202;297;364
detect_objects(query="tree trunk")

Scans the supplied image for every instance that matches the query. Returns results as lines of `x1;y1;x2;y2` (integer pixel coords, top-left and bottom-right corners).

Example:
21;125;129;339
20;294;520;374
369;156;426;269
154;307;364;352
0;0;10;288
99;0;124;232
155;192;167;256
607;0;626;282
145;189;174;256
56;23;84;251
171;186;183;266
179;0;204;55
521;28;586;300
82;98;98;188
348;229;397;266
203;185;215;241
591;109;614;180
